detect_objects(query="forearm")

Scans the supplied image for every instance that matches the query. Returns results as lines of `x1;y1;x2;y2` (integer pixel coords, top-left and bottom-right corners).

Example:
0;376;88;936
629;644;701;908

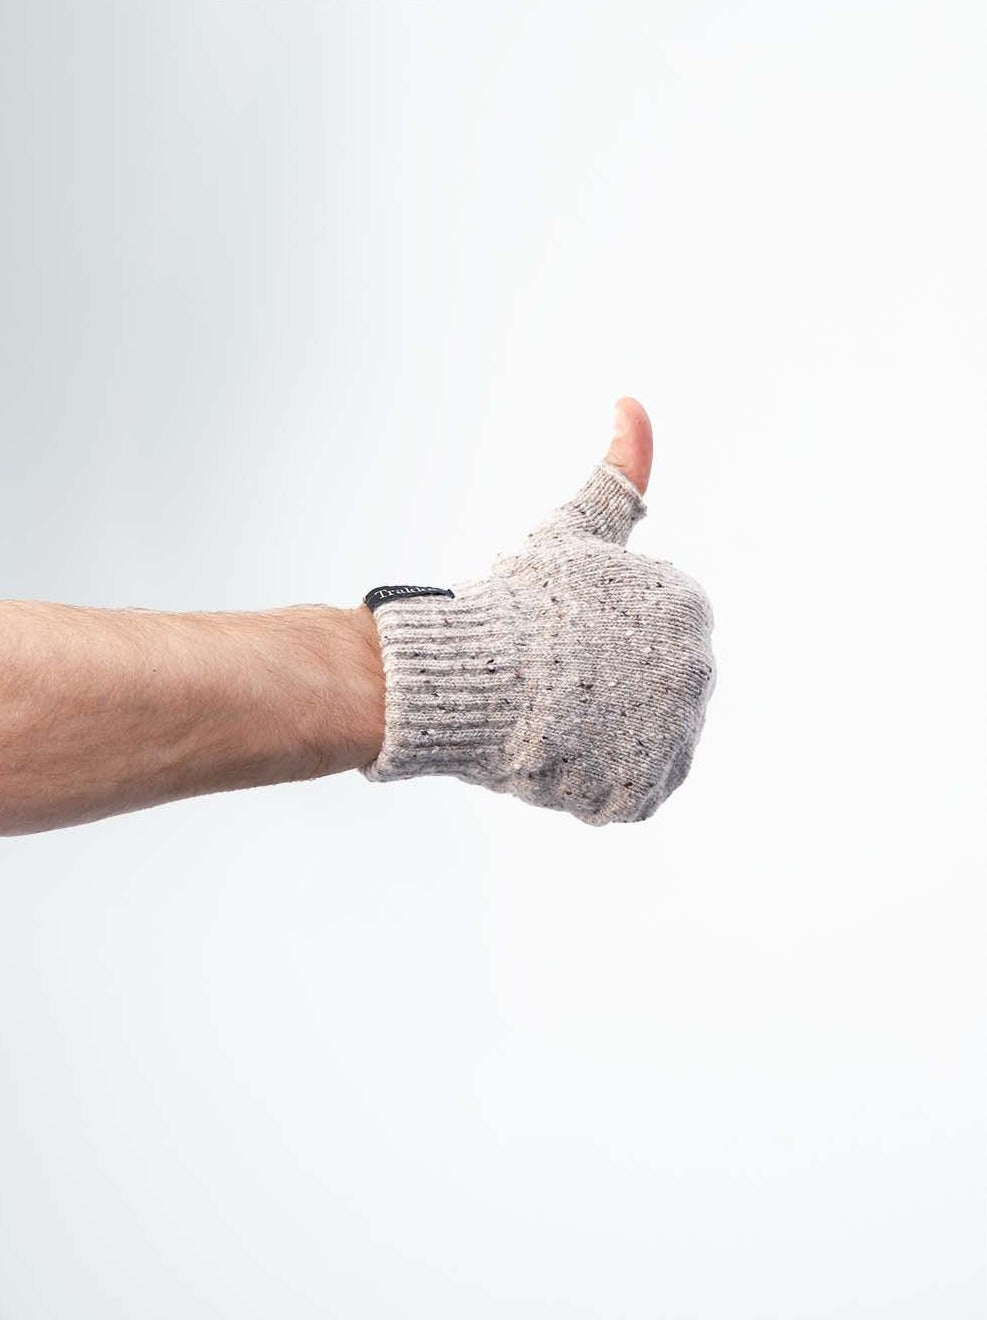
0;600;384;836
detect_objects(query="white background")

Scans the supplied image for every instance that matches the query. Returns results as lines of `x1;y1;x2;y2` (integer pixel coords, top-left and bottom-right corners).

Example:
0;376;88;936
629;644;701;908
0;2;984;1316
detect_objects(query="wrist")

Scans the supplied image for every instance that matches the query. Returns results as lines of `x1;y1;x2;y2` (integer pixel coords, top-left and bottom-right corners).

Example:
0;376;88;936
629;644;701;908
272;604;384;780
340;604;386;771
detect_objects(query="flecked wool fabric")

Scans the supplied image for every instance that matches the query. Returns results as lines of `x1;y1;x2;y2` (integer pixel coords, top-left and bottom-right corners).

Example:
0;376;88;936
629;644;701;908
361;462;716;825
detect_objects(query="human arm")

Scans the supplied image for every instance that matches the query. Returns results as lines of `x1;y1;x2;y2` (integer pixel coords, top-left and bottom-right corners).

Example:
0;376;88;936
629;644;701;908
0;600;384;836
0;398;715;836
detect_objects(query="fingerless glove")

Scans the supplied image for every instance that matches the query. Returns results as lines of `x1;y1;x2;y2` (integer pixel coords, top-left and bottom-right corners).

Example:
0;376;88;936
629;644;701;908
361;462;715;825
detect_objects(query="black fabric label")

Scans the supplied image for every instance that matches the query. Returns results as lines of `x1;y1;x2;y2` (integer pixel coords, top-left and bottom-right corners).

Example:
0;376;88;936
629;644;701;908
363;584;455;611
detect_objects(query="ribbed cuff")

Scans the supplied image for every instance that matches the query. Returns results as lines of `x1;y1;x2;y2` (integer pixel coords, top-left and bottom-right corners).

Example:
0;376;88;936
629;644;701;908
361;578;522;784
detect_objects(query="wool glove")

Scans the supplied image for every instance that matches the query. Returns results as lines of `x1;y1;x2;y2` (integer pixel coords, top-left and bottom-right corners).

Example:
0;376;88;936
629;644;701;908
361;461;715;825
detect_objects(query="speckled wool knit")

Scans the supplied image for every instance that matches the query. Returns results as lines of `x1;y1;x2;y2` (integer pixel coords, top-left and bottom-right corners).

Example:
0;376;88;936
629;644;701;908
361;462;716;825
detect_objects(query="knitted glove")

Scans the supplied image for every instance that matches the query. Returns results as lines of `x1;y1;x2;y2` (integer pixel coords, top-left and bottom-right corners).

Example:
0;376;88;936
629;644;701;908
361;462;715;825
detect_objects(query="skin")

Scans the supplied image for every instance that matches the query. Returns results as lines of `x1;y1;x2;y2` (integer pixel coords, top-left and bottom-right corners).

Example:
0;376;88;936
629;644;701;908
0;398;653;836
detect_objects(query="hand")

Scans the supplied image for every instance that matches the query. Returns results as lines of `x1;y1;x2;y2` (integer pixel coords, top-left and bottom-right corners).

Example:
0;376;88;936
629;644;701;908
362;398;716;825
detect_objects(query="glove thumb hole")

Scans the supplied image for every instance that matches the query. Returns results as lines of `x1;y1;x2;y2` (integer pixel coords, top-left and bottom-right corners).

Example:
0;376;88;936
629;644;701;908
533;462;647;548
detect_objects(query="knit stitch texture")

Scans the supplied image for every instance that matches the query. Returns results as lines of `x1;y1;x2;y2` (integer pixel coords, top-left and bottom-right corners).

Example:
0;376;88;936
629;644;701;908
361;462;715;825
